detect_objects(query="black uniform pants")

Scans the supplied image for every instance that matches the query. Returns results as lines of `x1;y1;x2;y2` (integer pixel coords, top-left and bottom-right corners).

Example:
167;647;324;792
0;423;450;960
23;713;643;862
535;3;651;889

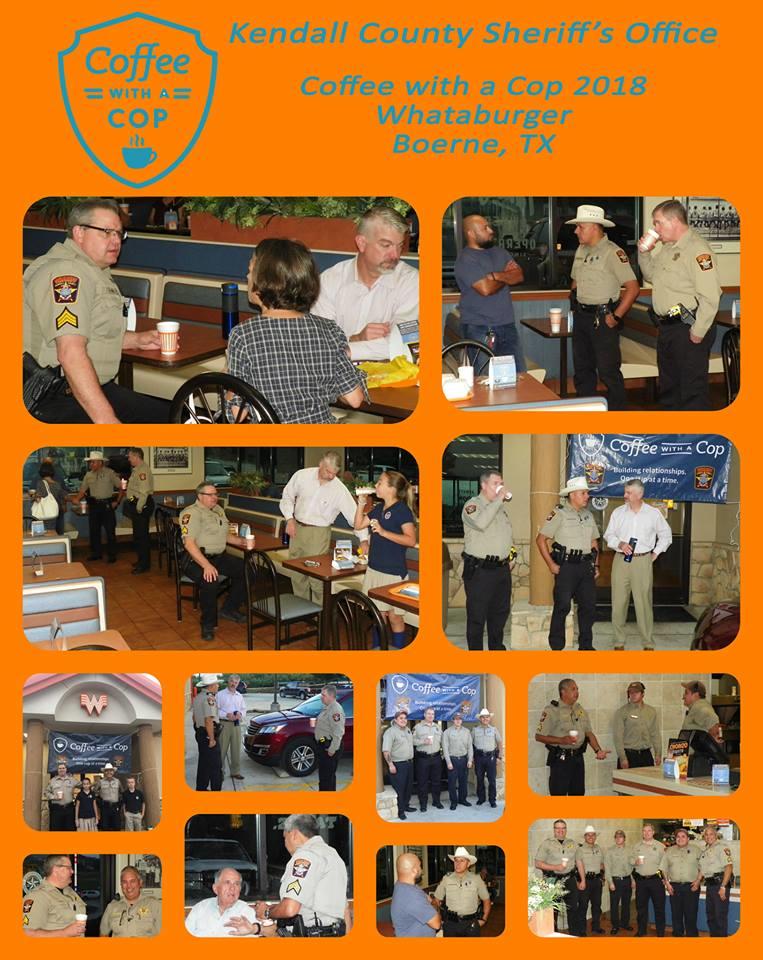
474;750;497;803
184;553;246;628
389;758;413;817
442;914;481;937
416;752;441;806
195;727;223;791
669;882;699;936
572;310;626;410
609;876;632;930
34;381;171;424
99;801;121;831
447;754;469;804
548;753;585;795
316;740;341;791
705;882;730;937
635;874;665;935
88;499;117;559
657;321;715;410
464;564;510;650
131;498;154;569
49;802;75;831
554;872;582;934
549;562;596;650
578;874;603;932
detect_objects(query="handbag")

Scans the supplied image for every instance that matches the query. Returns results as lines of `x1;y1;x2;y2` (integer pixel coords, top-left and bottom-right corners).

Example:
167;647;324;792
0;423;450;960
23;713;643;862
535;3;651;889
31;480;60;520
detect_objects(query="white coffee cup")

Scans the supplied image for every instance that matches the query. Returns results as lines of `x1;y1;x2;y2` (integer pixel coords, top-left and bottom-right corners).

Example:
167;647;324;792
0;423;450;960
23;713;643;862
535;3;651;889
76;913;88;921
245;534;255;550
637;855;645;865
569;729;578;738
561;857;569;867
157;320;180;355
458;364;474;387
549;307;562;333
638;228;660;253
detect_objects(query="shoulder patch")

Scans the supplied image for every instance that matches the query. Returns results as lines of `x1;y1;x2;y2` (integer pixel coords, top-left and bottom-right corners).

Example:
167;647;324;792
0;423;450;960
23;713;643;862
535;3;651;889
139;473;146;481
23;899;33;914
181;513;191;524
181;526;188;535
616;249;629;263
292;858;311;878
333;713;341;722
546;510;556;521
55;307;79;329
206;693;215;705
696;253;713;271
285;879;302;896
465;504;477;514
52;275;80;303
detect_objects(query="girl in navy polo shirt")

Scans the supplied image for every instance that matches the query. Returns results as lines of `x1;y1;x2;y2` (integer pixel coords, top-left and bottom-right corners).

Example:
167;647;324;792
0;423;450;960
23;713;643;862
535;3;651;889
354;471;417;649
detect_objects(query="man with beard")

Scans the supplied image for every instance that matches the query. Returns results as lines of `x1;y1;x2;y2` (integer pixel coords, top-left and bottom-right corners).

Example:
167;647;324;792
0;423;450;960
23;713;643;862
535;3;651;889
454;214;526;370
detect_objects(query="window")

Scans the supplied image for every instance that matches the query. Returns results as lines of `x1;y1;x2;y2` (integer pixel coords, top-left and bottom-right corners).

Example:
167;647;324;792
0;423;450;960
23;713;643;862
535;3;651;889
442;435;503;537
344;448;419;483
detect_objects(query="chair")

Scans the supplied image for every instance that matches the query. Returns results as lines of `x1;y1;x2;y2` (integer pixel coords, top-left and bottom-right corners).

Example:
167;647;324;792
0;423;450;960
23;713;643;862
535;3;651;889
154;506;171;574
331;589;391;650
244;550;321;651
721;327;740;405
442;340;495;378
169;374;281;424
23;577;106;644
22;537;71;565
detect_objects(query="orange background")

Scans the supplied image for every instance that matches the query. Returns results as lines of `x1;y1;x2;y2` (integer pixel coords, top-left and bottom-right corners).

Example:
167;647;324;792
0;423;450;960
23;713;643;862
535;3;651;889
7;0;756;951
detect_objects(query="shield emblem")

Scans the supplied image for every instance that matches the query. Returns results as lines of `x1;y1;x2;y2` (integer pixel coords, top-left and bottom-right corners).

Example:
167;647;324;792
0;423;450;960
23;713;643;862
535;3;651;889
695;466;714;490
390;675;408;695
52;737;68;753
584;461;605;487
59;13;216;188
580;434;604;458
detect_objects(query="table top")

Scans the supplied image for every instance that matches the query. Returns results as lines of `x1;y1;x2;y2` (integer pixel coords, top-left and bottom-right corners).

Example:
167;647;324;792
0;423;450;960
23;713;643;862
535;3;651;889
450;373;560;409
23;531;62;541
521;316;574;339
158;497;196;513
121;317;228;368
368;581;420;614
169;517;283;553
714;310;739;329
358;385;418;420
33;630;130;652
23;562;90;585
612;765;732;796
281;554;367;583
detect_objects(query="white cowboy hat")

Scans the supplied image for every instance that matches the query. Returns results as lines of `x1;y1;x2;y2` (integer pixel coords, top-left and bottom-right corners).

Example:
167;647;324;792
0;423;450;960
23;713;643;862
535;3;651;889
477;708;493;718
196;673;222;688
565;204;615;228
85;451;105;461
559;476;590;496
584;825;597;834
102;763;116;770
449;846;478;866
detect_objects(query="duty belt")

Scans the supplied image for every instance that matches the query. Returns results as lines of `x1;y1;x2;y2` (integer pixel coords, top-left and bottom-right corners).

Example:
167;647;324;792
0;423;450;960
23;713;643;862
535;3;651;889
612;875;630;880
636;873;660;879
704;874;726;885
474;748;498;756
463;552;509;569
577;302;614;313
445;908;481;922
585;872;602;878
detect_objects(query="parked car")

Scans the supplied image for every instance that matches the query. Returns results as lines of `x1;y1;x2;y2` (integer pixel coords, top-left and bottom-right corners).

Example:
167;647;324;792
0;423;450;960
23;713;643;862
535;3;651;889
185;839;258;904
244;689;353;777
277;682;321;700
691;600;739;650
204;460;233;487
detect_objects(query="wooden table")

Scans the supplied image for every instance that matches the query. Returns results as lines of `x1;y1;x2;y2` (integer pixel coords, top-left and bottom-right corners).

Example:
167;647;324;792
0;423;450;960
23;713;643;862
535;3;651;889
520;317;573;397
118;317;227;389
33;630;131;652
170;518;283;553
23;562;90;585
158;496;197;514
450;372;560;410
281;554;366;647
368;581;420;615
355;385;418;422
714;310;739;329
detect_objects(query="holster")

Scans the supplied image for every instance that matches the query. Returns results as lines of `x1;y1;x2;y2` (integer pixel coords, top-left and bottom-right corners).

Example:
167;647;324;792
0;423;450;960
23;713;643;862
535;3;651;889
461;552;479;582
551;542;567;565
22;352;65;416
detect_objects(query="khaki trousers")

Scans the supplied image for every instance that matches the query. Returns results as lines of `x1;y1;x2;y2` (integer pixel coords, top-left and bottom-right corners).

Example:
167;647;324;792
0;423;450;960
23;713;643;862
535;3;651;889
611;552;654;649
219;719;242;776
289;524;332;602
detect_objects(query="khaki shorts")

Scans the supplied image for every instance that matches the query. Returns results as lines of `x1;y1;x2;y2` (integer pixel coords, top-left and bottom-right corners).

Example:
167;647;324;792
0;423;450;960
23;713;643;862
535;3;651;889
363;567;407;613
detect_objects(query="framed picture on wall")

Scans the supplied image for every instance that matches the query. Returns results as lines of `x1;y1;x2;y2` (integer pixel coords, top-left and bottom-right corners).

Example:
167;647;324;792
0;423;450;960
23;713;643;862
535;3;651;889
150;447;192;474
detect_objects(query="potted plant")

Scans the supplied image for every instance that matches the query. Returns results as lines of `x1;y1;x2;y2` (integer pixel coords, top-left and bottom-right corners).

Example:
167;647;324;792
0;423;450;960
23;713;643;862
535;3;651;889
528;875;566;936
228;471;269;496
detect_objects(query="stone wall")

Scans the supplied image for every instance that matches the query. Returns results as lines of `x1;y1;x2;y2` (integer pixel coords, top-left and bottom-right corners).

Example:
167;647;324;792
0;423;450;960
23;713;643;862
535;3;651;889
445;538;531;608
690;541;740;607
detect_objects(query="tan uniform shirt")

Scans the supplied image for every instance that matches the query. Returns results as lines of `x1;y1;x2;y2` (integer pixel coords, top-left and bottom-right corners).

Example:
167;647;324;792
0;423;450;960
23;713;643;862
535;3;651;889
95;776;122;803
45;774;81;804
699;841;734;879
412;721;442;754
472;724;502;753
537;701;592;749
314;699;346;752
631;840;666;875
23;879;86;931
613;702;661;762
604;846;632;882
572;235;637;304
661;844;701;883
23;238;127;383
638;227;721;337
462;493;513;559
82;467;120;499
578;843;605;874
100;893;162;937
192;689;219;728
536;837;579;875
279;835;347;925
181;502;229;554
382;724;414;761
434;871;488;916
126;461;154;512
442;726;473;762
540;504;600;551
682;699;720;731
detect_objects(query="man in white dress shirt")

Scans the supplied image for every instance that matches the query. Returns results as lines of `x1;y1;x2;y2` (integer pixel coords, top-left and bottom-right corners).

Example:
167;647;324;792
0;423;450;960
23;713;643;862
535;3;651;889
185;868;260;937
217;674;247;781
603;479;673;650
312;206;419;361
280;451;368;601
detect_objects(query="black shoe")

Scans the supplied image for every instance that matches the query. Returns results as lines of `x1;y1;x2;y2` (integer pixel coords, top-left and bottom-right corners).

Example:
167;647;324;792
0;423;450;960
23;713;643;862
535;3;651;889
622;926;633;932
107;556;117;564
592;928;605;934
405;806;416;812
432;802;444;809
610;929;619;936
635;933;646;937
399;812;407;820
459;800;472;807
450;803;457;810
420;805;427;813
489;801;497;807
201;627;215;641
86;555;102;561
220;609;247;624
476;800;485;806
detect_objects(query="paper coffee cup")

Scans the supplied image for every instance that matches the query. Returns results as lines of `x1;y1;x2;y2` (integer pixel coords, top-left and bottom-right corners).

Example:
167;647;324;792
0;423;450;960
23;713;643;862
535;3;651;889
561;857;569;866
549;307;563;333
458;364;474;387
120;478;127;490
157;320;180;355
245;534;255;549
76;913;87;921
569;729;578;737
638;228;660;252
80;500;88;514
637;855;645;864
56;789;63;799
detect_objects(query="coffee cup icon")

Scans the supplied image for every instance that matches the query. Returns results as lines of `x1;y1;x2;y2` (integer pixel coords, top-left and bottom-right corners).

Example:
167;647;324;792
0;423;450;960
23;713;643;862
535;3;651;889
122;145;157;169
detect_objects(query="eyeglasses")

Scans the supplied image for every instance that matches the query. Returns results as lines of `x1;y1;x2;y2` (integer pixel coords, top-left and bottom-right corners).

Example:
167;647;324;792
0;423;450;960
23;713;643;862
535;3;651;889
79;224;127;241
199;491;218;497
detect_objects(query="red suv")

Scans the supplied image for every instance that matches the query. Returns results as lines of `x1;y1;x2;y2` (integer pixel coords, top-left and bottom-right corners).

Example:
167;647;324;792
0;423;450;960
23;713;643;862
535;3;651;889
243;689;354;777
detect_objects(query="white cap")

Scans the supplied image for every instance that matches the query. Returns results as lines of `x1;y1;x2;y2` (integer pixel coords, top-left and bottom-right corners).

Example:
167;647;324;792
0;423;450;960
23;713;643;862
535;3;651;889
560;476;591;496
565;204;615;228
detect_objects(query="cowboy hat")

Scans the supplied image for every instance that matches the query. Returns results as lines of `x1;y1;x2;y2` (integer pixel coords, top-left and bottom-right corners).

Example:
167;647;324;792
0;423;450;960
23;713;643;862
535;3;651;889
559;476;590;496
565;204;615;228
449;846;478;865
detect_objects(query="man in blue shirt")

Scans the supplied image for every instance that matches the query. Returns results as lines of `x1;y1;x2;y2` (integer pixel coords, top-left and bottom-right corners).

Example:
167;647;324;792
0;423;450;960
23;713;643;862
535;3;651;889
390;852;441;938
454;214;526;370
